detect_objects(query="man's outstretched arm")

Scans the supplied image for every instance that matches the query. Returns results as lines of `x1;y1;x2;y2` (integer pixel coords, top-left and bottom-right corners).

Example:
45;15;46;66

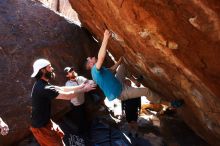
56;83;96;100
96;30;111;70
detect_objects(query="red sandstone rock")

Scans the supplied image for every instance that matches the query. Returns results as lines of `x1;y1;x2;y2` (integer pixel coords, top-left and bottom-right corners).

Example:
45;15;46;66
68;0;220;145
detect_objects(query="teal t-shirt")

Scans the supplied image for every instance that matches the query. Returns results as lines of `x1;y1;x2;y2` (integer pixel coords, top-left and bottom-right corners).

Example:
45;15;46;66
91;65;122;101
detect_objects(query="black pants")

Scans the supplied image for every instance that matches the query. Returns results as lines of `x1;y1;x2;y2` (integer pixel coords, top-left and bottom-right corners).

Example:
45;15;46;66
68;103;86;134
122;97;141;123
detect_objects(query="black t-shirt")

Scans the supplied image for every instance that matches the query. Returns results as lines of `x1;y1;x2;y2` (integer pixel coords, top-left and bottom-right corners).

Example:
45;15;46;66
31;79;59;128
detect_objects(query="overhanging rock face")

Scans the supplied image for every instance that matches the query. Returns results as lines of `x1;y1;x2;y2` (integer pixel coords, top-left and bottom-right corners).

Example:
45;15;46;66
0;0;99;145
69;0;220;145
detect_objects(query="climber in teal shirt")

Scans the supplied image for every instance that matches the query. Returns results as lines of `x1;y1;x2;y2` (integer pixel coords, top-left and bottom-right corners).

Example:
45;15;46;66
85;29;184;109
91;65;122;101
85;29;158;102
85;30;126;101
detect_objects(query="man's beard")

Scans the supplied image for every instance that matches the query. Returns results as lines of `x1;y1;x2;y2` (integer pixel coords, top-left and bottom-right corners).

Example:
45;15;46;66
45;71;55;80
71;72;77;79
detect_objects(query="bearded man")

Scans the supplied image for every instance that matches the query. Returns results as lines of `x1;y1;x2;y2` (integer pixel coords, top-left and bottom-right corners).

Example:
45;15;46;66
30;59;95;146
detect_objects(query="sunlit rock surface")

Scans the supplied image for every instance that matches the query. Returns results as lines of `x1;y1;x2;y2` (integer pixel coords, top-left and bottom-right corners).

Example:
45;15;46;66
68;0;220;145
37;0;80;24
0;0;99;145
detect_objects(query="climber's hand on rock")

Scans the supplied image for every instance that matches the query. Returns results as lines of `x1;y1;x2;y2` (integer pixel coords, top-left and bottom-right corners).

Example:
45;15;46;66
104;29;111;40
134;80;141;87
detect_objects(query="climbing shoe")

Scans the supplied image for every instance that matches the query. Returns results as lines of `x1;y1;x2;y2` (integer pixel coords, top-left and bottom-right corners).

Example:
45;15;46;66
171;99;184;108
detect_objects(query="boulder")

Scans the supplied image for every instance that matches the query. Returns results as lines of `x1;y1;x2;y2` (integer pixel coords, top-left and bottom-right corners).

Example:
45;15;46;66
68;0;220;145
